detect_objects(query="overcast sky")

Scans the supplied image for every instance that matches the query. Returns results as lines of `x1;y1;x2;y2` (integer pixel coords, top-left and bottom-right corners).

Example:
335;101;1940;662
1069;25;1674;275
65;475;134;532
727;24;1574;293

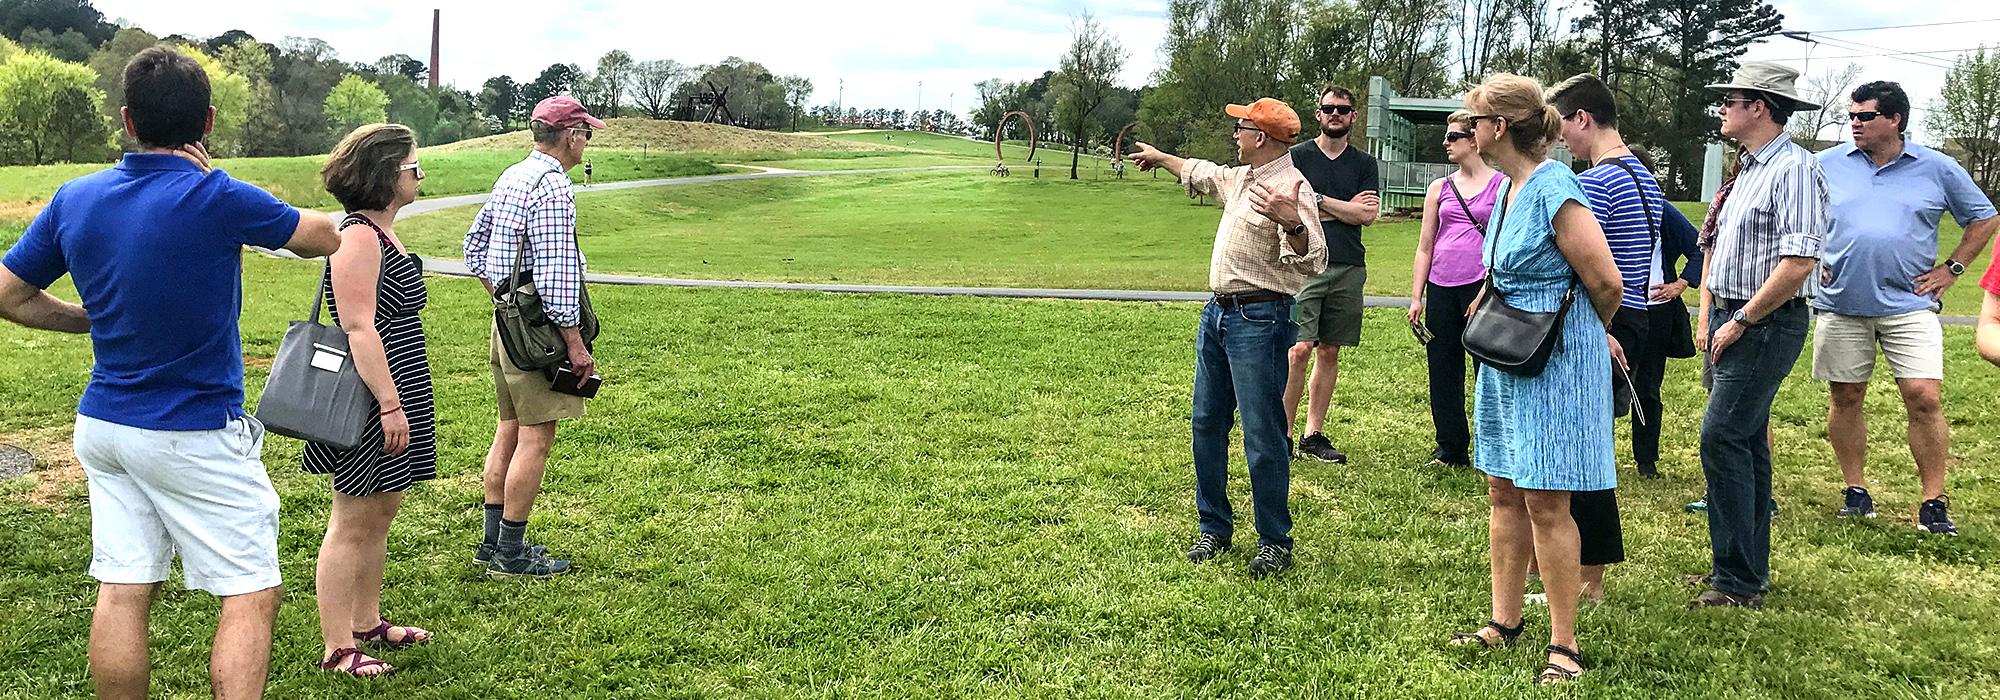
87;1;1995;143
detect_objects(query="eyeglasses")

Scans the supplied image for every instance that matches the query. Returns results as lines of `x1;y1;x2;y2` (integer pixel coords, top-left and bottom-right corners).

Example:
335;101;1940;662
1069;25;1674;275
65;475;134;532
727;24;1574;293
1444;131;1473;143
398;162;424;179
1718;98;1760;109
1561;109;1587;122
1466;114;1500;124
1848;110;1884;123
1318;104;1355;115
1232;123;1267;137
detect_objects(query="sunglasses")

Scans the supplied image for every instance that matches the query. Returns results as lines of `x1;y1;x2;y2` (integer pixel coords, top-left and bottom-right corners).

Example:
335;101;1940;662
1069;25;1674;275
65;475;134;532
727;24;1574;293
1232;123;1268;137
569;127;594;141
1410;318;1434;345
1848;110;1885;123
1718;98;1760;109
1444;131;1473;143
1318;104;1355;115
398;162;424;179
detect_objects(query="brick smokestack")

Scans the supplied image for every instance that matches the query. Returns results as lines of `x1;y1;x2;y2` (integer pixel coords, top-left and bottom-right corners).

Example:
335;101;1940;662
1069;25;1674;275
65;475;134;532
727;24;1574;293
428;9;440;90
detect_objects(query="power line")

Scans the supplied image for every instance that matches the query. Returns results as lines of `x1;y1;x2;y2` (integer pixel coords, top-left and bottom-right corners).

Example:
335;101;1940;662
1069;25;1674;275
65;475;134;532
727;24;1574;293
1760;47;1987;63
1800;18;2000;35
1801;34;1956;70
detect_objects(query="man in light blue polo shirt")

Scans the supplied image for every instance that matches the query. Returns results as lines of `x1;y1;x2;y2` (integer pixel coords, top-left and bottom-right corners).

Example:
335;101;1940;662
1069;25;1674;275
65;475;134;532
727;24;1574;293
1815;80;1999;536
0;47;337;697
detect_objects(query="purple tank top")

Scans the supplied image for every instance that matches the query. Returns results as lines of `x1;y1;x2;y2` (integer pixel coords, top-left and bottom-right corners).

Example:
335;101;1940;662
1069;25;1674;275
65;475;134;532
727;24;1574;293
1431;173;1501;287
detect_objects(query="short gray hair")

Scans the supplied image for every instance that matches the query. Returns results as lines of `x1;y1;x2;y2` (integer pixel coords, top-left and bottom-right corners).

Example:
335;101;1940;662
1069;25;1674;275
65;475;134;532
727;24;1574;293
530;119;566;146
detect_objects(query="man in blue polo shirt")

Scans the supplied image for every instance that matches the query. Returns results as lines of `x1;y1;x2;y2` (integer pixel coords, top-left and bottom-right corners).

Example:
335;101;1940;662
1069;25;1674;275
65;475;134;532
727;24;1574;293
1815;81;1998;536
0;47;337;697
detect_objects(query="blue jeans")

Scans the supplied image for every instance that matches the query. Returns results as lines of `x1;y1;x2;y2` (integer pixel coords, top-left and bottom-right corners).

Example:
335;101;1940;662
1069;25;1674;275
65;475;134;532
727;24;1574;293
1192;297;1297;548
1700;301;1808;596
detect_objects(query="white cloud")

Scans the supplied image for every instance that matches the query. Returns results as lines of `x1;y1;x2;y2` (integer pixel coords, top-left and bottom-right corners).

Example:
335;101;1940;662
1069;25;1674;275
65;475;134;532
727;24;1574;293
92;0;1169;118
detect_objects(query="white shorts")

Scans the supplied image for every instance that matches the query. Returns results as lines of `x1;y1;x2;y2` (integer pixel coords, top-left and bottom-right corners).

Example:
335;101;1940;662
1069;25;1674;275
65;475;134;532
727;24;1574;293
1811;310;1946;383
73;414;282;597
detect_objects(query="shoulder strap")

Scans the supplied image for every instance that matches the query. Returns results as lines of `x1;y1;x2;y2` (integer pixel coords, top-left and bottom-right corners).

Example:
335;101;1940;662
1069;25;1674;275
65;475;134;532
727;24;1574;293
1445;176;1487;236
1601;156;1673;280
310;215;391;324
507;168;568;283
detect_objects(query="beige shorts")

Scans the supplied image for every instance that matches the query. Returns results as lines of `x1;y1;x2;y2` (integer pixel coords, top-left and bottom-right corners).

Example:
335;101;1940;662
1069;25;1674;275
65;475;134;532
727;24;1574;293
491;323;586;426
1811;310;1945;383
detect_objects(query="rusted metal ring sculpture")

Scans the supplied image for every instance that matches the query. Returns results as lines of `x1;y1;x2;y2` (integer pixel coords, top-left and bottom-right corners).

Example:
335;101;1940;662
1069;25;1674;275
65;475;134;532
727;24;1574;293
994;111;1038;164
1112;122;1138;164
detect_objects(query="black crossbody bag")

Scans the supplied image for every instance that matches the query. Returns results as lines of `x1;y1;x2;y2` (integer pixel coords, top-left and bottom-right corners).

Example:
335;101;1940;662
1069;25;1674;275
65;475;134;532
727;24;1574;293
1462;179;1578;377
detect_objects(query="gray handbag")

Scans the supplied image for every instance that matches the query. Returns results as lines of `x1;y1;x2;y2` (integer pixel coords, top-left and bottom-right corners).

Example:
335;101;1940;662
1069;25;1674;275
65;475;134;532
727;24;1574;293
255;257;381;451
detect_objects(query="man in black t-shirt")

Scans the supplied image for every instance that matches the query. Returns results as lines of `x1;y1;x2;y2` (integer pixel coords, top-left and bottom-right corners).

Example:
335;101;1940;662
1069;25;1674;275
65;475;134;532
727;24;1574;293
1285;84;1380;463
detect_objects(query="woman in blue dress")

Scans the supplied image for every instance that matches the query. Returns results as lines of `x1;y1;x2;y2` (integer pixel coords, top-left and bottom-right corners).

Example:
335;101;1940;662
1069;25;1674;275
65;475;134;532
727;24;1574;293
1443;74;1626;686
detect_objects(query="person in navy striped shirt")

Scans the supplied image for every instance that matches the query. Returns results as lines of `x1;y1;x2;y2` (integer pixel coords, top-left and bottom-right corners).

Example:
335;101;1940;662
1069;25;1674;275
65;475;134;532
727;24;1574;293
1552;75;1706;485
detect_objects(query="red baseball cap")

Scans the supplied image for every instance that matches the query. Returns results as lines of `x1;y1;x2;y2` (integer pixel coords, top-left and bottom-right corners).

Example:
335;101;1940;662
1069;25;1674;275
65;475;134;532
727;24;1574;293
531;96;606;130
1225;98;1300;143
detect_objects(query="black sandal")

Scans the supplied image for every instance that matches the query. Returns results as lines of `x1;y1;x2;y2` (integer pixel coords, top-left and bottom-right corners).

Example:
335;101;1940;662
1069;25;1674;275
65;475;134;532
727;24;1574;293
1449;618;1526;648
1538;644;1586;685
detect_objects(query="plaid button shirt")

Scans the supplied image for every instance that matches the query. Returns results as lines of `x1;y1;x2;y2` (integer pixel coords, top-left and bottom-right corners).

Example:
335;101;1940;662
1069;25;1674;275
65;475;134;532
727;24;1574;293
1180;153;1329;295
463;151;588;327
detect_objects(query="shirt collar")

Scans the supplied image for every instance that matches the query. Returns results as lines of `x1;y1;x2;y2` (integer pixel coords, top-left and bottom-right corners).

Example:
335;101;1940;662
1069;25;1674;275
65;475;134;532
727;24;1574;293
115;152;204;173
1841;140;1920;167
1741;134;1795;167
1248;152;1295;181
527;150;565;172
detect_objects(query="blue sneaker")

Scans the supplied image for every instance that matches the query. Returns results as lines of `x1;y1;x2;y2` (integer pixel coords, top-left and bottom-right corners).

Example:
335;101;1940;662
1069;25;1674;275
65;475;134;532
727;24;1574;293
1837;487;1876;519
1918;497;1958;536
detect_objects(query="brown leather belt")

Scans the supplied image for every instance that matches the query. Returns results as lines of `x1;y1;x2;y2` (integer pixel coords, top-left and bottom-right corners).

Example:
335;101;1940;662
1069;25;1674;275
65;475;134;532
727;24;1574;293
1212;290;1290;308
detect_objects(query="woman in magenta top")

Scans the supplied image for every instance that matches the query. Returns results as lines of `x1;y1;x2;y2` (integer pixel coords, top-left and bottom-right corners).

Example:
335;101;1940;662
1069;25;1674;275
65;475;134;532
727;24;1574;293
1411;110;1504;466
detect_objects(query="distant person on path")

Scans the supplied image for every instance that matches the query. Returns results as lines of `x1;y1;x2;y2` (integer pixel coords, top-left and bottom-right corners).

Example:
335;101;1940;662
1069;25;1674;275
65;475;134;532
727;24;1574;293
0;46;339;698
1128;97;1329;578
304;123;439;677
1441;74;1622;687
1284;84;1380;464
464;96;604;579
1410;109;1501;468
1690;62;1827;609
1813;80;1996;535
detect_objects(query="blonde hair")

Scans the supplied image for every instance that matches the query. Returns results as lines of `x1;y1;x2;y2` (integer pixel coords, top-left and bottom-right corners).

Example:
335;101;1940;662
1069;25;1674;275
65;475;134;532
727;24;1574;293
1465;73;1561;157
1446;109;1475;131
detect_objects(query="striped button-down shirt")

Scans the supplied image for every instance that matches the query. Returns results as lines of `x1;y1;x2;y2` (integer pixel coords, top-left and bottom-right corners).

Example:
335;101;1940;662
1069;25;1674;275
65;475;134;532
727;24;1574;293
463;151;588;327
1705;135;1828;300
1179;153;1329;295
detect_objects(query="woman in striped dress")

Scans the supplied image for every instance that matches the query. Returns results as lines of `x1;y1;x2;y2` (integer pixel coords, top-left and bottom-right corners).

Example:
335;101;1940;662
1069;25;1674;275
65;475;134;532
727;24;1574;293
305;124;437;678
1444;75;1624;686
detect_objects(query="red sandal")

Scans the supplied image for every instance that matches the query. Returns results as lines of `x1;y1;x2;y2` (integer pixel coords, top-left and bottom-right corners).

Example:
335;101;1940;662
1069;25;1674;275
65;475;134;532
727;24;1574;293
355;619;431;648
319;647;394;678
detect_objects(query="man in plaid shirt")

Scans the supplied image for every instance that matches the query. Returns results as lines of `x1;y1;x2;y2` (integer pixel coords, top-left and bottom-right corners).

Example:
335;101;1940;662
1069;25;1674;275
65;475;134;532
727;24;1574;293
464;96;602;579
1130;97;1328;578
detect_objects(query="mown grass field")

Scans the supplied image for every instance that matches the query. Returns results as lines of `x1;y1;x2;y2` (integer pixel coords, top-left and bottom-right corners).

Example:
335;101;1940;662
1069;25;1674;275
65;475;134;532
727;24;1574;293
1;254;1997;698
394;171;1996;316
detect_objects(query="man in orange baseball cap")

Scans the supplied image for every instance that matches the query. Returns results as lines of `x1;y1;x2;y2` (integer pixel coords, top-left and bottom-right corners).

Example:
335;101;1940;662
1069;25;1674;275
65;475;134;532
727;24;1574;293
1130;99;1327;578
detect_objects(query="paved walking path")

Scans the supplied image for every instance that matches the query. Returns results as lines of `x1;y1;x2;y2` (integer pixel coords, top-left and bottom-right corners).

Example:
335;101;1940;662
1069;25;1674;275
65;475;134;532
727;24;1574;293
283;167;1983;326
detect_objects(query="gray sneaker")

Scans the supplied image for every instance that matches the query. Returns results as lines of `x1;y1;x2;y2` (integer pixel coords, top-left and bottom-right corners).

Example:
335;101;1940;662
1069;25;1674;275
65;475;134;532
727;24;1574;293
473;541;547;565
486;548;573;580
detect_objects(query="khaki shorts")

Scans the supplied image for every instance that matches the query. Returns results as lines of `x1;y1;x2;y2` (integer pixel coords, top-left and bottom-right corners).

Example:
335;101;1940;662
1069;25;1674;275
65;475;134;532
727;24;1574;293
1811;309;1945;383
1294;263;1366;346
491;322;586;425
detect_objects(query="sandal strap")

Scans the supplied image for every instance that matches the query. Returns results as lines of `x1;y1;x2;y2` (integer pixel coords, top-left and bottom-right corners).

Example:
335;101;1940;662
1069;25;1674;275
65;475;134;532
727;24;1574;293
1545;644;1586;665
354;620;392;642
319;647;360;670
1539;663;1581;681
1488;618;1526;637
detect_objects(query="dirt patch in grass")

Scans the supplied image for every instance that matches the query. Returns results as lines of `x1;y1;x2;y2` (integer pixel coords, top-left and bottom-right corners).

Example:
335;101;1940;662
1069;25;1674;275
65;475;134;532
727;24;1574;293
1;427;82;509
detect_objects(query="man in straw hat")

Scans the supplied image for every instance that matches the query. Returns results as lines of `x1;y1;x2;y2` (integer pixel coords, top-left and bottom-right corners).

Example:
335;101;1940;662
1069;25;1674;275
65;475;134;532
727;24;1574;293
1129;98;1329;577
1689;61;1829;608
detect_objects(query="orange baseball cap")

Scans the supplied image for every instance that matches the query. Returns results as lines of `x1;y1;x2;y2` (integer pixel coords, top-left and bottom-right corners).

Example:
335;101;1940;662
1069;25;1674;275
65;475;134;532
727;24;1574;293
1226;98;1300;142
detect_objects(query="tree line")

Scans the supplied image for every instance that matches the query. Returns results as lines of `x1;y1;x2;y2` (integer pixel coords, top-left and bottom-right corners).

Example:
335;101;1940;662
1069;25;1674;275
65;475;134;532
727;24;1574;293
0;0;822;165
971;0;2000;198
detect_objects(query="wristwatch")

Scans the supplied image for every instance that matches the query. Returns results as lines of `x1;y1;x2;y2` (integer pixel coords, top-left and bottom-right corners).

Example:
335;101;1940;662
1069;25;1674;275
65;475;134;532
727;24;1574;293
1312;192;1325;210
1730;309;1759;327
1946;258;1967;276
1285;224;1308;236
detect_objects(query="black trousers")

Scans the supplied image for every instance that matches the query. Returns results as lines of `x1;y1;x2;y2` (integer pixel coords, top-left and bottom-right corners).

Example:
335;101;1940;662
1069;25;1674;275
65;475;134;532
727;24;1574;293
1609;303;1685;467
1571;488;1626;566
1423;281;1483;461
